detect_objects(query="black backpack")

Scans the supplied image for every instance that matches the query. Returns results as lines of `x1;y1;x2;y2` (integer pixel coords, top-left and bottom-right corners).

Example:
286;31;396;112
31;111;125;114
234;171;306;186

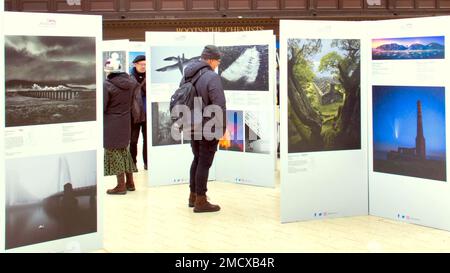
169;70;204;119
169;70;207;140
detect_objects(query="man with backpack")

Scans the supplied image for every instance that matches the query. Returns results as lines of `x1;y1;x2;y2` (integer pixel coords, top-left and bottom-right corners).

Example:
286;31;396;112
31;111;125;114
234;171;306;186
181;45;226;213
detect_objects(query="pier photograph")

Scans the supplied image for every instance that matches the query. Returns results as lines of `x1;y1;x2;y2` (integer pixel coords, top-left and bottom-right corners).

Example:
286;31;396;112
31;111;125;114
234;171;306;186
5;35;97;127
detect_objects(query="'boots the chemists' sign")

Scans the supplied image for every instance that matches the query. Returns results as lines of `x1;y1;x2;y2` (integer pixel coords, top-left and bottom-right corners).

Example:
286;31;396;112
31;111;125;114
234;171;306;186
176;26;265;32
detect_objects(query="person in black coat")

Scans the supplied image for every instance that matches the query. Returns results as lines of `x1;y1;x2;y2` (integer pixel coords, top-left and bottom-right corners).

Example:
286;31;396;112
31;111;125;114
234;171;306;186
183;45;226;213
129;55;148;170
103;55;139;194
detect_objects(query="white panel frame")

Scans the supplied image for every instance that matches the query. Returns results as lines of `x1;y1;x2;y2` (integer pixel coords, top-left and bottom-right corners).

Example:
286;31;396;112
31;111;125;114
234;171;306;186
368;16;450;231
2;12;103;253
146;32;215;186
214;30;276;187
280;20;369;223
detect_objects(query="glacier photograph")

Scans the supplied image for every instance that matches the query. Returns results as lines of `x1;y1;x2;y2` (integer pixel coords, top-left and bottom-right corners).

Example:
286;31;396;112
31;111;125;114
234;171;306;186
218;45;269;91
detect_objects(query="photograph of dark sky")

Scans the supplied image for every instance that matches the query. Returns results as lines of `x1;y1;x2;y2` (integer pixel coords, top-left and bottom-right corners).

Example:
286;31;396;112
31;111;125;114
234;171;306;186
373;85;446;159
5;35;96;87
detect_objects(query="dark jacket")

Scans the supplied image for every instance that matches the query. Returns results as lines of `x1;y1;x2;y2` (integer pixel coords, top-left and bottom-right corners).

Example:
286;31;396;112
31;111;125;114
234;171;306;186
130;67;147;115
103;72;138;149
182;60;226;139
129;78;146;124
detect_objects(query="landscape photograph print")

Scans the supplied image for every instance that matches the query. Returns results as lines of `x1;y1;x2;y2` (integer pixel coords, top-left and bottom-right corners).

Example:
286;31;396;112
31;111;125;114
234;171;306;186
287;38;361;153
5;150;97;250
150;46;203;84
372;85;446;181
372;36;445;60
5;35;96;127
218;45;269;91
151;102;182;146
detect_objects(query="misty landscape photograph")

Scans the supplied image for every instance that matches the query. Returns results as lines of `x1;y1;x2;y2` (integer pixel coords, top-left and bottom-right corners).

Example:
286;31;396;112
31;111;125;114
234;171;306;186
5;35;97;127
372;36;445;60
218;45;269;91
5;150;97;250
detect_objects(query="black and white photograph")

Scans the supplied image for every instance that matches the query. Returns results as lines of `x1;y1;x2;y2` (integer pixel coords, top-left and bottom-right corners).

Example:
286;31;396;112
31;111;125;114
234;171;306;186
151;102;182;146
5;35;97;127
245;111;271;154
150;46;203;84
103;50;126;80
218;45;269;91
5;150;97;250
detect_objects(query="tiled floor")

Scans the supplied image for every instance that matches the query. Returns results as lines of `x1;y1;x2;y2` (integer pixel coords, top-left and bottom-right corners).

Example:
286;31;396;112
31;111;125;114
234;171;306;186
102;166;450;253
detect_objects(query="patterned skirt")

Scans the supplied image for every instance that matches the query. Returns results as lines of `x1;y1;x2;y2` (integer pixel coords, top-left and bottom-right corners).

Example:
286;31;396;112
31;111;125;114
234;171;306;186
104;148;137;176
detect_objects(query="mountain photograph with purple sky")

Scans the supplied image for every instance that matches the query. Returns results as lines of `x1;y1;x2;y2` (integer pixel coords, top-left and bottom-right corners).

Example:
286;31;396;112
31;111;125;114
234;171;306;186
372;36;444;60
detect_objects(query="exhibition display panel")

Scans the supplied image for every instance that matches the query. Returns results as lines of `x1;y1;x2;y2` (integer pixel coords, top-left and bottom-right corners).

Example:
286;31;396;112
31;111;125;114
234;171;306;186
146;31;277;187
146;32;215;186
1;12;103;252
280;20;369;223
281;17;450;231
214;31;276;187
368;16;450;231
1;10;449;254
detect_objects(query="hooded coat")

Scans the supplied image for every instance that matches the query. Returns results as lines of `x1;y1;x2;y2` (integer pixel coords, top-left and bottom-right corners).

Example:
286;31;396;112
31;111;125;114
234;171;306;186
103;72;139;149
181;59;227;140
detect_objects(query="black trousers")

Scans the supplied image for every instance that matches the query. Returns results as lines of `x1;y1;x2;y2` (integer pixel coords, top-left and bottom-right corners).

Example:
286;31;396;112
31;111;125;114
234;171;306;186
190;139;219;196
130;121;147;166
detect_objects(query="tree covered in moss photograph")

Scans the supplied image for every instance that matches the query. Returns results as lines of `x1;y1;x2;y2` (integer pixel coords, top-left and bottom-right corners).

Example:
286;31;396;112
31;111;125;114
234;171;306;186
287;39;361;153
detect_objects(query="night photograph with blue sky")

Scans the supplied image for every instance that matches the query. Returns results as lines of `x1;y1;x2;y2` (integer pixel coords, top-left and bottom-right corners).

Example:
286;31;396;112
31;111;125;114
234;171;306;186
372;85;446;181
